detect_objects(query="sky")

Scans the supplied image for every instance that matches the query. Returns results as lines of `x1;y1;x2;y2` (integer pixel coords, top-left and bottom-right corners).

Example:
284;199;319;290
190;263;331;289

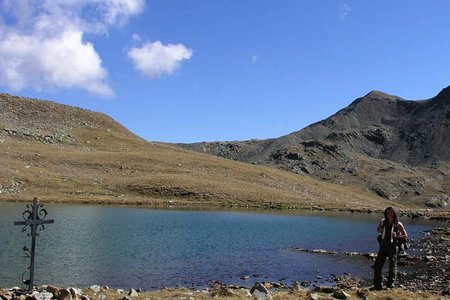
1;0;450;143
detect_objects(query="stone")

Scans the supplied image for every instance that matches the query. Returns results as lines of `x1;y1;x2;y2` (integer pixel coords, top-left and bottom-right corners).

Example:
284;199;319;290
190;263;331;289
356;288;369;300
211;287;236;297
121;297;131;300
89;286;101;294
290;282;302;291
241;275;250;280
79;296;89;300
69;288;81;298
45;285;60;298
57;289;72;300
34;292;53;300
307;293;320;300
313;286;334;293
250;283;272;300
128;289;138;297
425;255;437;262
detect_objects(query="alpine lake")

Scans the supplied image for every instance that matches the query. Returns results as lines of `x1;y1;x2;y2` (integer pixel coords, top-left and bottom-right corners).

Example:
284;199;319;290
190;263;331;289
0;202;441;290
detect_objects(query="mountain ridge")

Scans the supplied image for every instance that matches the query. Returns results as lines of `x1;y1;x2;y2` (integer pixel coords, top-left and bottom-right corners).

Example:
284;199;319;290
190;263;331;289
179;87;450;208
0;92;399;212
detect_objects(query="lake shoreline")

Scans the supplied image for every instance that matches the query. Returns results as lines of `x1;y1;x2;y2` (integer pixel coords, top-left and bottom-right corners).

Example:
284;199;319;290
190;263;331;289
1;227;449;299
1;197;449;222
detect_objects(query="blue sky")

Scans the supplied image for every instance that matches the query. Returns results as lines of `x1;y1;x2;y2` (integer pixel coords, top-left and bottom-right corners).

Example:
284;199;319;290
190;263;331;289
1;1;450;143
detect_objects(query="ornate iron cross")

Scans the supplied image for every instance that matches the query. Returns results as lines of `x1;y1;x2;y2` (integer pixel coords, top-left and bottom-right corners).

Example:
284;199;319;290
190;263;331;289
14;197;54;292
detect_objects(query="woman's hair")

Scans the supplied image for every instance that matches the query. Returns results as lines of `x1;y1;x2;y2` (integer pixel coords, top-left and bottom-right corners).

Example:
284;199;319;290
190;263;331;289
383;206;398;226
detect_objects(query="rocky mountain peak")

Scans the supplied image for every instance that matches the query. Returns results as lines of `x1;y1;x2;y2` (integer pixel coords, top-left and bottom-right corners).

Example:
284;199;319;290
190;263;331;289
364;90;398;99
433;85;450;103
179;86;450;206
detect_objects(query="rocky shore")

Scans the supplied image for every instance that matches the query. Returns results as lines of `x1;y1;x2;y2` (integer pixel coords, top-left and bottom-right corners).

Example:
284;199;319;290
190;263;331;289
1;227;448;300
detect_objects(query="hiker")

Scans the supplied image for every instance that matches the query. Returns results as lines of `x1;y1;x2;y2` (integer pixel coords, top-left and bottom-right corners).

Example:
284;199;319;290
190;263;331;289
373;206;408;290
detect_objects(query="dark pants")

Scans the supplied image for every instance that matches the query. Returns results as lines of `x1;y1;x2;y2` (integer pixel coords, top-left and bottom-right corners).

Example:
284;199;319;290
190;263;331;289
373;243;398;288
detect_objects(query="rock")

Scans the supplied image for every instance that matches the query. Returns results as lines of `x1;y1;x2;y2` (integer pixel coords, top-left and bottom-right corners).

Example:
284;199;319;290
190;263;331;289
211;287;236;297
250;283;272;300
34;292;53;300
241;275;250;280
289;282;302;291
89;286;101;294
128;289;138;297
45;286;61;298
424;255;437;262
69;288;81;299
307;293;320;300
313;286;334;293
57;289;72;300
271;282;284;289
121;297;131;300
263;282;273;289
363;253;377;260
79;296;89;300
332;289;350;299
356;288;369;300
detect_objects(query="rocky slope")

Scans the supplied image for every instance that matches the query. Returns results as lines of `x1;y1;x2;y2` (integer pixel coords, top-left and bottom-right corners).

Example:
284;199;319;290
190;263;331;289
179;87;450;208
0;93;399;211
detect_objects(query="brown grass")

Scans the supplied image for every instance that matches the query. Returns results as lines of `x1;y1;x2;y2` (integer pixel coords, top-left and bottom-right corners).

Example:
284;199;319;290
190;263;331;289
0;127;406;212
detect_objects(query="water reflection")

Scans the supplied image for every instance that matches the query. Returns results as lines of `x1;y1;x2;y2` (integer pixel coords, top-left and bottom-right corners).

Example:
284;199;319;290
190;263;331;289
0;202;440;289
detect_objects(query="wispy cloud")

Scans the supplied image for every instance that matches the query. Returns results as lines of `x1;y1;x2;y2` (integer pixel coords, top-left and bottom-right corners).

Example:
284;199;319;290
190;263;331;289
127;41;193;78
339;2;352;20
251;54;258;63
0;0;145;98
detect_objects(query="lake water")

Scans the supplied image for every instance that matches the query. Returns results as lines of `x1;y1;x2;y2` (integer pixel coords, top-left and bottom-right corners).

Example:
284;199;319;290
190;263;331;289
0;202;440;290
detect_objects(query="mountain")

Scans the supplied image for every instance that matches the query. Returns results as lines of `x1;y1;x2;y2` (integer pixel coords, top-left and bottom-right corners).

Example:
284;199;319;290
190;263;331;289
0;93;397;211
179;87;450;208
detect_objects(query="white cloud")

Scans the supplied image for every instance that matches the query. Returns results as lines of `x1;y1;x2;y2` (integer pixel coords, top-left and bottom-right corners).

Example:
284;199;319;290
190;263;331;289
0;29;113;97
0;0;145;98
251;54;258;63
128;41;193;78
339;2;352;19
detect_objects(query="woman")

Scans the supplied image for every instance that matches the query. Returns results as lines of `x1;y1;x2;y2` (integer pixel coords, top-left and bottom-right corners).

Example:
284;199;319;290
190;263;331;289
373;206;408;290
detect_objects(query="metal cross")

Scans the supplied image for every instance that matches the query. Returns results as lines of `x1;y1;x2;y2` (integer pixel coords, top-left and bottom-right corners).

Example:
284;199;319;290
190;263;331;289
14;197;54;292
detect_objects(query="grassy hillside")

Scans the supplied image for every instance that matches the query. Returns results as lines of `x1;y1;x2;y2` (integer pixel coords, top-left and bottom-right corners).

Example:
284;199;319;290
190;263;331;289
0;93;401;211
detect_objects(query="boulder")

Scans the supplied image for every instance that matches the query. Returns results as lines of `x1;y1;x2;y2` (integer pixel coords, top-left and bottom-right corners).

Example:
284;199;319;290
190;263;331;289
46;285;61;298
250;283;272;300
89;286;101;294
57;289;72;300
128;289;138;297
34;292;53;300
